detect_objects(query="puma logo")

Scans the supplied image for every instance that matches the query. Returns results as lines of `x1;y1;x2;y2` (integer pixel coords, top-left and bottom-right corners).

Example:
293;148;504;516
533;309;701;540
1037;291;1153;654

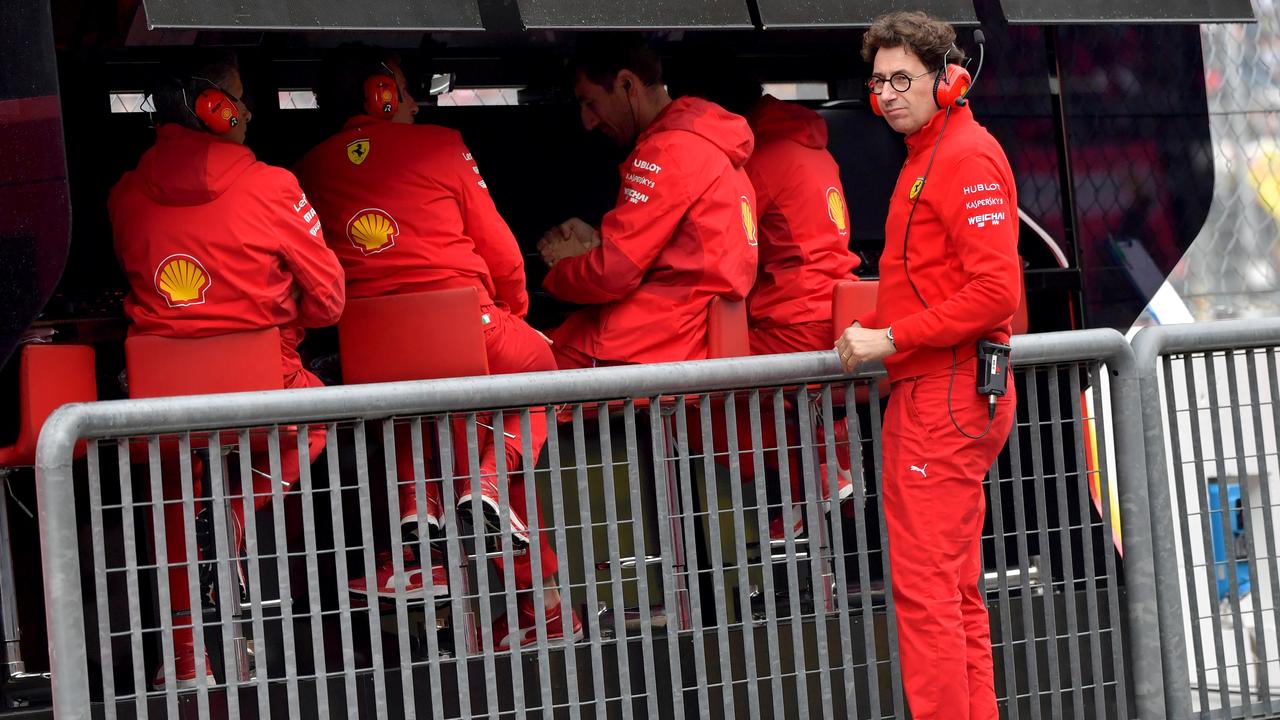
910;464;928;478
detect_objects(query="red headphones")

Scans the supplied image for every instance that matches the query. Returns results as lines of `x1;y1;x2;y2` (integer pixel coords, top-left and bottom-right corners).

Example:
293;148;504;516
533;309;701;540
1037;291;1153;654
191;85;241;134
869;62;971;116
363;68;401;118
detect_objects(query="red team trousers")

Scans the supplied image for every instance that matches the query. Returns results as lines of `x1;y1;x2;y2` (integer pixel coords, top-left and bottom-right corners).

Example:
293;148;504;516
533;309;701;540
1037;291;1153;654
881;358;1015;720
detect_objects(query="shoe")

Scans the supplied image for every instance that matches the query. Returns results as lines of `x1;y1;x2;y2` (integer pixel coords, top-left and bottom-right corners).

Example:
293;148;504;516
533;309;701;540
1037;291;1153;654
457;472;530;548
348;549;449;600
152;652;214;690
815;422;856;505
399;507;444;564
768;503;807;543
489;596;583;651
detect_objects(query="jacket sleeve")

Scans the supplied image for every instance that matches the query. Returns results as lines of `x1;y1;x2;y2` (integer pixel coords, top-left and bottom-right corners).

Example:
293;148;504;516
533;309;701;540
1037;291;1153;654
889;153;1020;350
543;138;689;304
451;137;529;317
272;170;347;328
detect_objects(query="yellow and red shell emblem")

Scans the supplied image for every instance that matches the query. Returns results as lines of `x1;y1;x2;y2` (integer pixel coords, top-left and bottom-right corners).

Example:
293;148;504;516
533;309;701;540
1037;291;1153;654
740;195;757;246
220;107;233;121
826;187;849;236
154;254;211;307
346;208;399;255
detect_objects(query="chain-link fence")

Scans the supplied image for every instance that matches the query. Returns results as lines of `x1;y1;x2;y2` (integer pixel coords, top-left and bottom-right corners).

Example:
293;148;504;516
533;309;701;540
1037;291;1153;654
1170;0;1280;321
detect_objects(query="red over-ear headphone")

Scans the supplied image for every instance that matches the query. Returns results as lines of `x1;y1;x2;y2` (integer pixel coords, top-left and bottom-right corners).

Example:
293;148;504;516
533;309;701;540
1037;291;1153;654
363;72;400;118
931;63;972;109
868;62;972;116
192;86;240;134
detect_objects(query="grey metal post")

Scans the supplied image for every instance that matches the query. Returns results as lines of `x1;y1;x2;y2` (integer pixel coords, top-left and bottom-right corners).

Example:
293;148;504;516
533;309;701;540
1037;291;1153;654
34;406;90;718
1012;328;1168;720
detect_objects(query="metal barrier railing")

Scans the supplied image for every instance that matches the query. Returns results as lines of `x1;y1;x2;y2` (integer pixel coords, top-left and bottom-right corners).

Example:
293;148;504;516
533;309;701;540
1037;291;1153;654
1134;318;1280;720
35;330;1161;719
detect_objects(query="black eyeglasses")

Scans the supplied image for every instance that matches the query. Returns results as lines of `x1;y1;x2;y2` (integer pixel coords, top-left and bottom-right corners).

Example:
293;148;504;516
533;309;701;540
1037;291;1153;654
866;69;934;95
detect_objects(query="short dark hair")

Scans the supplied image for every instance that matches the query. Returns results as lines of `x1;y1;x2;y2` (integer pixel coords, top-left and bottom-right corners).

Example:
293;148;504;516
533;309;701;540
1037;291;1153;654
861;11;965;71
150;51;240;131
572;33;663;89
668;53;762;117
314;43;402;125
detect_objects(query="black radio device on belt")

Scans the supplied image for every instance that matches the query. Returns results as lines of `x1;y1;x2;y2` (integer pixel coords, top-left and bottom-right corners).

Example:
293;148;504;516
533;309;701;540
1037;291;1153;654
976;339;1011;418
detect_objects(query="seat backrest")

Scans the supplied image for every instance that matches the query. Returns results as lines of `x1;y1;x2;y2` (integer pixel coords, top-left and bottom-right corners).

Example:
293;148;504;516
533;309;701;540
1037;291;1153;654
831;279;879;342
338;287;489;384
0;344;97;467
707;296;750;359
125;328;284;399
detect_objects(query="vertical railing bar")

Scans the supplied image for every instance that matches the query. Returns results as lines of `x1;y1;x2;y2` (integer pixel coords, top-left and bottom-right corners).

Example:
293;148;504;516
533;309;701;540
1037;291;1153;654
722;392;762;716
351;421;390;719
985;393;1022;720
1223;350;1273;702
1026;369;1064;718
844;381;884;719
84;441;117;718
821;384;859;717
1205;351;1256;717
672;398;710;715
793;387;834;719
746;389;787;718
205;432;242;719
520;410;552;716
696;393;737;718
264;426;301;719
463;414;501;720
436;415;474;720
409;416;448;720
1005;394;1044;718
1090;374;1129;715
322;423;360;718
379;420;416;718
772;388;811;717
490;409;526;718
868;381;907;713
571;406;608;717
235;430;271;717
1067;367;1107;716
648;397;687;718
1046;367;1085;720
596;404;634;718
175;433;211;719
541;407;583;719
621;401;657;719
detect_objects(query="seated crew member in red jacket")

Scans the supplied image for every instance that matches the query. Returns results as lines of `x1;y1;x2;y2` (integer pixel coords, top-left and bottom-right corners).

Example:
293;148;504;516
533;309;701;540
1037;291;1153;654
673;60;864;533
836;12;1020;720
110;52;346;688
296;44;579;648
538;35;758;368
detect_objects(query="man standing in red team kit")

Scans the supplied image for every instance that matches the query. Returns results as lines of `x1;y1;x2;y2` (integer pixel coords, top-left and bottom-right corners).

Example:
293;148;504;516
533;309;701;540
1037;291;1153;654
296;45;579;649
835;12;1020;720
539;35;758;367
110;53;345;688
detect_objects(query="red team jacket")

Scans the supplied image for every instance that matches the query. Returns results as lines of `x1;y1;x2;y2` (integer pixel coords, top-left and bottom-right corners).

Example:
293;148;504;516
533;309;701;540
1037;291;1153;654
110;124;346;387
745;95;860;329
294;118;529;317
544;97;758;363
860;104;1021;380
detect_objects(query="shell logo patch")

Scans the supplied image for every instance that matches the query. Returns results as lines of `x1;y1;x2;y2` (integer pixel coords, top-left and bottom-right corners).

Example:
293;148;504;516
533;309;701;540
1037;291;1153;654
826;187;849;236
154;254;211;307
909;177;925;201
740;195;757;246
346;138;371;165
220;107;233;121
347;208;399;255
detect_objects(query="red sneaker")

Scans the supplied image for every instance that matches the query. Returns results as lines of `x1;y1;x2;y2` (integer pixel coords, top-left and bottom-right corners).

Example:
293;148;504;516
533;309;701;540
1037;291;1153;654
489;597;583;651
152;651;214;690
815;422;857;505
768;503;807;543
348;549;449;600
457;472;530;548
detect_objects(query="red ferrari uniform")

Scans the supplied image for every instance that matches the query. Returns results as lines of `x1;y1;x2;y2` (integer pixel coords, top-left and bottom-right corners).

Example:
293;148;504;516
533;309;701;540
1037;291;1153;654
743;95;860;355
864;103;1020;720
110;122;345;677
545;96;758;367
296;117;557;585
